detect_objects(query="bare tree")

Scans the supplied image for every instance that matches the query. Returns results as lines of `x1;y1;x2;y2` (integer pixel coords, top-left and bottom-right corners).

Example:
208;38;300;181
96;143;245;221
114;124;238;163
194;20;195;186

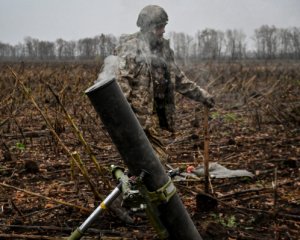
197;29;218;60
291;27;300;59
0;42;10;60
100;34;106;60
38;41;55;61
226;29;246;60
32;38;39;59
217;30;226;59
252;25;279;59
13;43;26;60
56;38;65;60
24;36;33;59
63;40;77;60
77;38;96;60
105;34;117;58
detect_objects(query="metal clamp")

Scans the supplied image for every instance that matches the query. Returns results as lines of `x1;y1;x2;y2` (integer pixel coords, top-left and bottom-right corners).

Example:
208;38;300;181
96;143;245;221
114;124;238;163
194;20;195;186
147;177;176;205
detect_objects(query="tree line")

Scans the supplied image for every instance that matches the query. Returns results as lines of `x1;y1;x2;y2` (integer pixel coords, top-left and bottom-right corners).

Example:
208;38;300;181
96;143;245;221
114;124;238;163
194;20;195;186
0;34;117;62
169;25;300;62
0;25;299;62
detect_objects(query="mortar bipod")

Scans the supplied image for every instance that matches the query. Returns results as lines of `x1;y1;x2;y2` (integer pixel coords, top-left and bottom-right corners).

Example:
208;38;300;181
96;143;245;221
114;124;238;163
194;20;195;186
67;183;122;240
112;166;176;239
68;166;176;240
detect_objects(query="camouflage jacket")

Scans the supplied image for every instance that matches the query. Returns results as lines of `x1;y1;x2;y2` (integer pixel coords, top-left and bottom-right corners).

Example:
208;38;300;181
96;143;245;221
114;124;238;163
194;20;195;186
114;31;211;132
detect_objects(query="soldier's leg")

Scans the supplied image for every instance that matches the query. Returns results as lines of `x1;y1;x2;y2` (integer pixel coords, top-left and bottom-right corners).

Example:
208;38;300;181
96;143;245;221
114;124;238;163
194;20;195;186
145;114;168;166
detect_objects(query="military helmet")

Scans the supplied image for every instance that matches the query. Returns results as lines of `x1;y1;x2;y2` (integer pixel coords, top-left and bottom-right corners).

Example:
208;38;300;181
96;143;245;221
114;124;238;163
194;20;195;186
137;5;168;31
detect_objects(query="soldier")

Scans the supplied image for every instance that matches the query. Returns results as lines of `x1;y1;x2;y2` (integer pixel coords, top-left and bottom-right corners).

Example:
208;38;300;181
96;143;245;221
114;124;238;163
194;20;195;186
109;5;214;223
114;5;215;166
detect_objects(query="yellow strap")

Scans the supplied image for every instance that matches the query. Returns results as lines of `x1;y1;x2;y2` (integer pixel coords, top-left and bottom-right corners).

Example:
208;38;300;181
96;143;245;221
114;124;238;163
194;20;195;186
100;202;107;210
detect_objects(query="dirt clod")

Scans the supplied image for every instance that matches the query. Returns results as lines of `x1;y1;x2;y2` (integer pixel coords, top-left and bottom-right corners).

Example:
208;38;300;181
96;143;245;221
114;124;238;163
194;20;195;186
24;160;39;173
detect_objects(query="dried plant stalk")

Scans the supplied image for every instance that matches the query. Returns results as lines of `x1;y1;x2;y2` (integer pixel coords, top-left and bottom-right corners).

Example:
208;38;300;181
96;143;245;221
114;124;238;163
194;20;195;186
204;106;209;193
39;83;51;122
72;151;88;176
47;84;112;189
0;185;25;221
6;66;103;201
70;154;76;181
0;182;92;212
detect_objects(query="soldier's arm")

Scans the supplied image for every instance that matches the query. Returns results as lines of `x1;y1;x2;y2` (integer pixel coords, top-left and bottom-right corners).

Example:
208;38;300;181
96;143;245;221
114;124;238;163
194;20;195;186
170;49;214;108
175;70;211;104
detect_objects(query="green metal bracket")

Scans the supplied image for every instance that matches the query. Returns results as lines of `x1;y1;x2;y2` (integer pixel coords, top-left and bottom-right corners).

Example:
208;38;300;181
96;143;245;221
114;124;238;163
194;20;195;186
110;166;176;239
111;165;125;181
147;177;176;206
67;227;84;240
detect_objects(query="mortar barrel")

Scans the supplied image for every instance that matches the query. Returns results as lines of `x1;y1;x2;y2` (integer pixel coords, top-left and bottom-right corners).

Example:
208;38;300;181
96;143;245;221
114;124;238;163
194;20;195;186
85;77;202;240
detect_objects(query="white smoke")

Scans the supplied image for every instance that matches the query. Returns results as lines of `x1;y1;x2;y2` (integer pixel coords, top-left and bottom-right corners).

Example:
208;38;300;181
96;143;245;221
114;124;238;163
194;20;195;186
94;55;121;84
94;51;168;85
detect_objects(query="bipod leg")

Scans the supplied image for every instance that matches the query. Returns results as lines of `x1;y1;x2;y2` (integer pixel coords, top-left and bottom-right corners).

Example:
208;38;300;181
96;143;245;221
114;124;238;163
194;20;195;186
68;183;122;240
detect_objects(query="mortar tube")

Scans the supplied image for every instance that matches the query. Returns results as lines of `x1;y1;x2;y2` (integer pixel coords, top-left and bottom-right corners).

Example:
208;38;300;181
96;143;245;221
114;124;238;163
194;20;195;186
85;78;202;240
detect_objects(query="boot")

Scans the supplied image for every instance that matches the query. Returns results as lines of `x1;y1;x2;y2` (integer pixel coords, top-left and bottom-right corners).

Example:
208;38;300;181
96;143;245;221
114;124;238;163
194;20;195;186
109;193;135;224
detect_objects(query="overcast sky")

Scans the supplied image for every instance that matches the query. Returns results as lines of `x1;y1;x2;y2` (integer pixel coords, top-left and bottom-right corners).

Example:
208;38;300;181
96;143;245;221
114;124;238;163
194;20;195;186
1;0;300;48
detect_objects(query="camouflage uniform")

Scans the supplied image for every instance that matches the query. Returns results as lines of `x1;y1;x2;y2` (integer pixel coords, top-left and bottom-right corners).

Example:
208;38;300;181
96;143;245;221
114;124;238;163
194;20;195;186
114;7;213;165
114;32;212;165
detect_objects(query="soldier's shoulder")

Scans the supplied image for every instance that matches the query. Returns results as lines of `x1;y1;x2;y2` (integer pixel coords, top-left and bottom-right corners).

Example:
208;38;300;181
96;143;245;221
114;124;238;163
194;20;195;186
127;32;140;40
120;32;140;44
115;32;140;55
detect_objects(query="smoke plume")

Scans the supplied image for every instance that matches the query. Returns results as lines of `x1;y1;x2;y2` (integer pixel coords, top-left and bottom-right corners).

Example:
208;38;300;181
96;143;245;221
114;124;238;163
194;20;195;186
94;55;121;84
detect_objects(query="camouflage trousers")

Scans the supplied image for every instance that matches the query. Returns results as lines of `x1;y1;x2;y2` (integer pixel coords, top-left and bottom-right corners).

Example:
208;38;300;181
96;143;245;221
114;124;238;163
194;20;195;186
145;114;168;167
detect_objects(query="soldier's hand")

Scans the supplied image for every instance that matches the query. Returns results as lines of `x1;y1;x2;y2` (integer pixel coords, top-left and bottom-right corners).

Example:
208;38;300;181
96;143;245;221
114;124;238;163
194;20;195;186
204;97;215;109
